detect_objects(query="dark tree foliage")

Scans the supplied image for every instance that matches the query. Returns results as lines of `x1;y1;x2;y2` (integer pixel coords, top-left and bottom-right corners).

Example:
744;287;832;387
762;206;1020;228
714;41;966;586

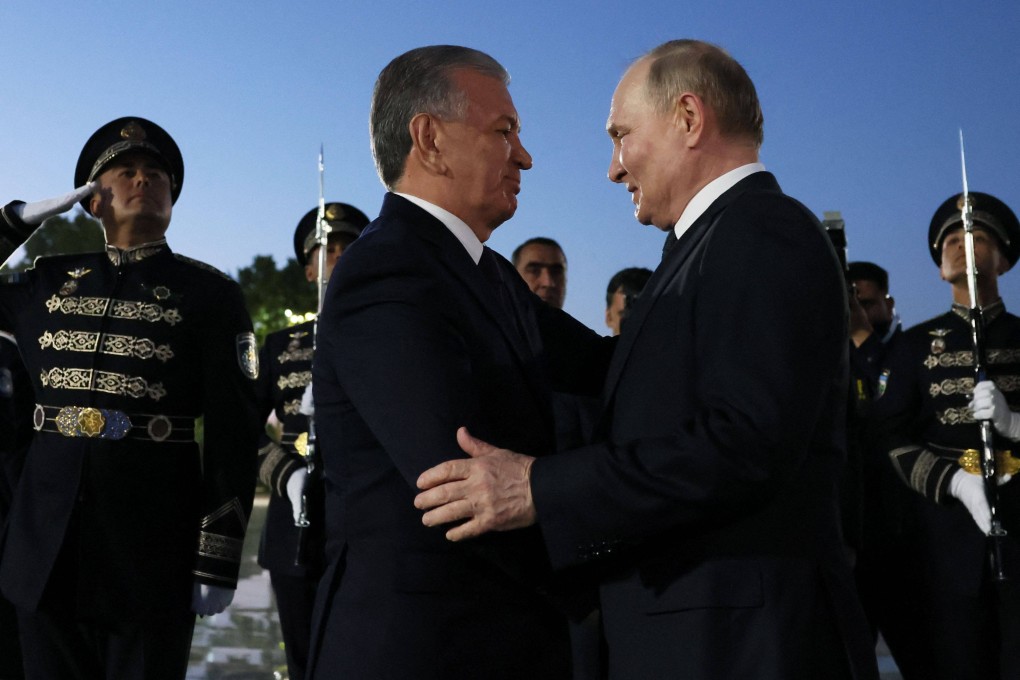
235;254;316;344
6;211;105;271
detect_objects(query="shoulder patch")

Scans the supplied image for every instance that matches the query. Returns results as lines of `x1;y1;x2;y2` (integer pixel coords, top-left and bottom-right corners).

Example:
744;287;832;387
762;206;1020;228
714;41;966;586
173;254;234;281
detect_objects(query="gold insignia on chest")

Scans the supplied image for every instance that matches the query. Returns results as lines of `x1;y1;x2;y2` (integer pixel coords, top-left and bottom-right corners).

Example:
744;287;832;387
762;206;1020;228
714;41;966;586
152;286;171;301
929;328;951;355
287;331;309;351
60;267;93;296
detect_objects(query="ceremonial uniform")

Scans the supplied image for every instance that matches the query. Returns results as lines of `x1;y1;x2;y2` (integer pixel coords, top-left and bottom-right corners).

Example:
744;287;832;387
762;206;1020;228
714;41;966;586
870;303;1020;679
0;117;260;680
868;191;1020;680
255;201;366;680
256;319;323;678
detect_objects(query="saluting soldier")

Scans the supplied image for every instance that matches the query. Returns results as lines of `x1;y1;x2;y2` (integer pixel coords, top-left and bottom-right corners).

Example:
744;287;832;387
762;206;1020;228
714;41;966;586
869;192;1020;680
255;201;367;680
0;116;261;680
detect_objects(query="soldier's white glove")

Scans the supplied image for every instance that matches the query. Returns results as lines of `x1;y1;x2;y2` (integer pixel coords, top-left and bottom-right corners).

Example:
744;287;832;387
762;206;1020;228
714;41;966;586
299;382;314;417
970;380;1020;441
191;581;235;616
287;467;308;524
12;182;97;225
949;469;991;534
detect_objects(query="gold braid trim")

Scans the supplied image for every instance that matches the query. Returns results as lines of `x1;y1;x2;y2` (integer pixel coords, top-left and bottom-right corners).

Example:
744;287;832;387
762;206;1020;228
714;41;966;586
197;531;244;564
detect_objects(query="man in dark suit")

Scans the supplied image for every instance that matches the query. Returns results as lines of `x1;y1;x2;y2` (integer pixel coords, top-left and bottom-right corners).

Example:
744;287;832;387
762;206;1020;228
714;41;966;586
306;45;606;680
416;39;878;679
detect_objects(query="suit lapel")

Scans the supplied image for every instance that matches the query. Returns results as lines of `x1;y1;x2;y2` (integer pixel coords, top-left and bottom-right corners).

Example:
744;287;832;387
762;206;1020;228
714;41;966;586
381;194;537;371
600;172;781;403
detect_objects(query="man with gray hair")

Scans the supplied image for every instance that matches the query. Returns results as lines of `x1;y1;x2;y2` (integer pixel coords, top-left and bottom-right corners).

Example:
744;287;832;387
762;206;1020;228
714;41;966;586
306;45;603;679
416;39;878;679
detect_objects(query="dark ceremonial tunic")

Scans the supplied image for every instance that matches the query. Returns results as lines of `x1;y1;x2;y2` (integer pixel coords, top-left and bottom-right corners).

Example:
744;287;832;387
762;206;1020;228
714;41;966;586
0;236;260;626
256;319;323;574
870;302;1020;680
255;319;323;680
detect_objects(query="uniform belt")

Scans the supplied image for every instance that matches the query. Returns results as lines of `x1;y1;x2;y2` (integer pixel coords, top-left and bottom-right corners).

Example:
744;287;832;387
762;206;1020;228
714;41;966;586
282;431;311;457
33;404;195;443
928;442;1020;477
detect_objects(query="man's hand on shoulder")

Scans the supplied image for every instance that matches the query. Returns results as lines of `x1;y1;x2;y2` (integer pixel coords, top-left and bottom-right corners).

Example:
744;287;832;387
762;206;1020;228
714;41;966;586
415;427;537;541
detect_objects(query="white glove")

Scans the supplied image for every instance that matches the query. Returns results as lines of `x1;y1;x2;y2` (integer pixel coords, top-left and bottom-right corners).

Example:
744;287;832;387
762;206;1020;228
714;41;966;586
191;581;235;616
970;380;1020;441
286;467;308;524
12;182;97;225
299;382;314;417
949;469;991;534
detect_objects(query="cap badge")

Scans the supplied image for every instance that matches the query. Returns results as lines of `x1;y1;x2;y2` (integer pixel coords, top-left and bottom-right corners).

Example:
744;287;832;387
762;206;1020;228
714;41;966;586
120;121;147;142
325;204;345;221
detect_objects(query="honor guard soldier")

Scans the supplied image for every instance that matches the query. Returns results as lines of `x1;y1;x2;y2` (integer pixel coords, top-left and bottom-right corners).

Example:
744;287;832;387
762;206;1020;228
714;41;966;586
869;192;1020;679
255;201;367;680
0;117;261;680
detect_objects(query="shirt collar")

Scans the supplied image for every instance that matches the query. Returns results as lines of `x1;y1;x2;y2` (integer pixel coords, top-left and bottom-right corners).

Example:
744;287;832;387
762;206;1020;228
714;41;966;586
395;193;484;264
673;162;766;240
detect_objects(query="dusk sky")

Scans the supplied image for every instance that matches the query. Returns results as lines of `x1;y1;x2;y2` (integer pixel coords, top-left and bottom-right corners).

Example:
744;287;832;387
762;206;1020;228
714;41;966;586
3;1;1018;332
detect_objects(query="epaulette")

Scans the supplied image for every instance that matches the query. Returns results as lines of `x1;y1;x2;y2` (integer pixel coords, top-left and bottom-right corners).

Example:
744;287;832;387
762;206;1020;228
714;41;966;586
173;253;234;281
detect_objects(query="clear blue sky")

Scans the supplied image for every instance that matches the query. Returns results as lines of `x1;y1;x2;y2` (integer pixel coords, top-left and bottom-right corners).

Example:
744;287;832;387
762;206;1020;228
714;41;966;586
3;1;1018;332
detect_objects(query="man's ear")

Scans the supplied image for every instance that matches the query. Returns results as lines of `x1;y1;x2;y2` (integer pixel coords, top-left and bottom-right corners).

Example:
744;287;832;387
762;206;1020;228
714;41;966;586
304;263;316;283
89;188;104;217
408;113;447;175
674;92;704;143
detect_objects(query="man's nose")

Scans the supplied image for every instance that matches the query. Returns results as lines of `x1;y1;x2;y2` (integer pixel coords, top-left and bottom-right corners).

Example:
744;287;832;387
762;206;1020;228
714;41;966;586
608;151;625;184
514;138;533;170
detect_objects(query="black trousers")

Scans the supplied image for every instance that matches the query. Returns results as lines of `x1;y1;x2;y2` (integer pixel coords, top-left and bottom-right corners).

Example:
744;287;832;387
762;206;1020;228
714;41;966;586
0;591;23;679
16;605;194;680
270;570;318;680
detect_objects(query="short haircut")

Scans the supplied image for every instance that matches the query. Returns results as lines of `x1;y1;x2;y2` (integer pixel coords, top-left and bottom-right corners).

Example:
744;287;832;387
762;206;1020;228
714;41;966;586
606;267;653;307
642;40;764;149
847;261;889;293
370;45;509;190
511;237;566;266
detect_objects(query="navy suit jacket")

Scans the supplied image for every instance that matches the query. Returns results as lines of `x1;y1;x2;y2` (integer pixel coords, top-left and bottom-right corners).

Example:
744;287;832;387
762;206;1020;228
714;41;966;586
532;172;878;680
307;193;590;679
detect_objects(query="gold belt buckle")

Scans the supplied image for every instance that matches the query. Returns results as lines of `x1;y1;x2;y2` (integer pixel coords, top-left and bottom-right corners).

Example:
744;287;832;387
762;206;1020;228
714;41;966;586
77;407;106;437
294;432;309;457
997;450;1020;477
958;449;982;475
957;448;1020;476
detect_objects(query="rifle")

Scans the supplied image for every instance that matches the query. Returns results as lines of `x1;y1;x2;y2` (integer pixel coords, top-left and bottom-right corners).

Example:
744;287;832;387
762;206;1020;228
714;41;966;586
294;145;331;566
959;130;1008;582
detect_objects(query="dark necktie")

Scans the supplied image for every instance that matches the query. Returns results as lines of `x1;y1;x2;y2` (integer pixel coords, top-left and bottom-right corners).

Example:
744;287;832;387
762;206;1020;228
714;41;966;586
662;229;678;260
478;248;525;341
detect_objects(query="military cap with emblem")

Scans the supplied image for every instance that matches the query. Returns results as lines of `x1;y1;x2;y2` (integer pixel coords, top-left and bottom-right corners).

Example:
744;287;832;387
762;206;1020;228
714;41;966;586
928;191;1020;269
293;202;369;266
74;116;184;215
